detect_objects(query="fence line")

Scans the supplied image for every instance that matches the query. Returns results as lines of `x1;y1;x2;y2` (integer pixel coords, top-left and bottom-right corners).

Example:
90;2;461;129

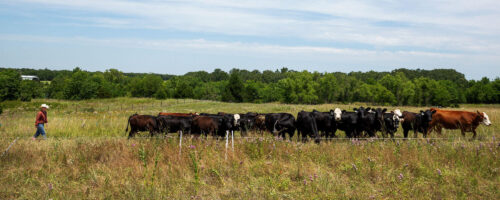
2;135;498;142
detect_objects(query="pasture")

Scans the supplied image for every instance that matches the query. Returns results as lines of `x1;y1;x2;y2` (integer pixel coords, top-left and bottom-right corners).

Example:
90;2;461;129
0;98;499;199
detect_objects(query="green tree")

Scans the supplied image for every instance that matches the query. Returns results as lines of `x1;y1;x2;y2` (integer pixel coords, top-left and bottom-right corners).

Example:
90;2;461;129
317;73;339;103
379;72;415;105
222;73;244;102
174;79;194;98
278;71;319;104
63;68;99;100
242;80;262;103
19;80;44;101
47;75;67;99
0;69;21;101
193;82;221;101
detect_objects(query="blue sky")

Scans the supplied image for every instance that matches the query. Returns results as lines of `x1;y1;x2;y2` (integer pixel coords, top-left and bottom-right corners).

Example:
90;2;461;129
0;0;499;79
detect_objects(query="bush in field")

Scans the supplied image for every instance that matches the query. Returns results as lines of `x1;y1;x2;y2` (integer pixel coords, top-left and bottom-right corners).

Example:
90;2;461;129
19;80;44;102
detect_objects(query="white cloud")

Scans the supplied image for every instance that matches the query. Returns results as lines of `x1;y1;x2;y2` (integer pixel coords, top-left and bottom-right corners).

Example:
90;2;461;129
6;0;500;54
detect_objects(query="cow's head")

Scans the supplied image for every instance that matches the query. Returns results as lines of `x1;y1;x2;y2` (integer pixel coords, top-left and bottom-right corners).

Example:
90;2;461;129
393;109;403;118
478;111;492;126
391;112;400;129
373;108;387;119
233;114;241;126
333;108;342;121
420;110;436;122
355;107;367;119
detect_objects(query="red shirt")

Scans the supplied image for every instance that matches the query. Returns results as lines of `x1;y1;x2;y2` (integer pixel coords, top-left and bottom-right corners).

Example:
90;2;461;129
35;111;48;126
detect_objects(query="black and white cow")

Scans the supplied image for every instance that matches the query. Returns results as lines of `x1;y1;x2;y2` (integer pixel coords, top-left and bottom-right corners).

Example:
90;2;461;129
381;112;400;138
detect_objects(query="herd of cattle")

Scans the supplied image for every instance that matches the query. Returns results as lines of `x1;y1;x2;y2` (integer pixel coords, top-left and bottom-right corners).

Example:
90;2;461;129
125;107;491;142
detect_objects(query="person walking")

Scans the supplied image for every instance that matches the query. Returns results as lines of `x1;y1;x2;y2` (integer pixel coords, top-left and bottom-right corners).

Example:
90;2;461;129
33;104;49;140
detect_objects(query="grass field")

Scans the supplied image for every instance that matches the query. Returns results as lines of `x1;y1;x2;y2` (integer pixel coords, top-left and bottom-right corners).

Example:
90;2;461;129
0;98;499;199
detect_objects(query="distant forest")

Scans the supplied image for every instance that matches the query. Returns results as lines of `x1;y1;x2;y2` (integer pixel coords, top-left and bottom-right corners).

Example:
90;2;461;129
0;67;498;107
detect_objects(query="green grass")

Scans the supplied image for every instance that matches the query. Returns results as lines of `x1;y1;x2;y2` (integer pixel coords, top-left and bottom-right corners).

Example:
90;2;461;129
0;98;499;199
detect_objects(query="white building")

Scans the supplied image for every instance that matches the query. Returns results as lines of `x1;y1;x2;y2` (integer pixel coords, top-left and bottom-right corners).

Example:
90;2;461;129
21;75;39;81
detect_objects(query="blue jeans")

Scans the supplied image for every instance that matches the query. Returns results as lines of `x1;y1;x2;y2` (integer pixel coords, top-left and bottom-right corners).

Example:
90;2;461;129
34;124;47;139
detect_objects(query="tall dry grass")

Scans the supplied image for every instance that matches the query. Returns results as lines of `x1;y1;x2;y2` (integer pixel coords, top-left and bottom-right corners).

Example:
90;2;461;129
0;98;499;199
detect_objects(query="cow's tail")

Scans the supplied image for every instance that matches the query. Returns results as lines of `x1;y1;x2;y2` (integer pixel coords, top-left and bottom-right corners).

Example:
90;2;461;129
125;113;136;135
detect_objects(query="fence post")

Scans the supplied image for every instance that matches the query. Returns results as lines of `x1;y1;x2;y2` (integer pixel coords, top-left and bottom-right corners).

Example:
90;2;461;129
225;130;229;160
179;131;183;157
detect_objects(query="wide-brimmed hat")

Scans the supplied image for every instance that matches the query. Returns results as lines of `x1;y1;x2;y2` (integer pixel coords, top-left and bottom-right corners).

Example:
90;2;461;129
40;104;50;109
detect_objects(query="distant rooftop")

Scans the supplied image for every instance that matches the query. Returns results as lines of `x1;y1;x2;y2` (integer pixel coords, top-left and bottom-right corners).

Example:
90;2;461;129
21;75;39;81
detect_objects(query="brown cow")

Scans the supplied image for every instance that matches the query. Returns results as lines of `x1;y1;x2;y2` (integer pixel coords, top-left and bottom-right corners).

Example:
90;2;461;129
158;112;199;117
428;108;492;139
126;114;159;139
191;116;217;137
254;114;266;135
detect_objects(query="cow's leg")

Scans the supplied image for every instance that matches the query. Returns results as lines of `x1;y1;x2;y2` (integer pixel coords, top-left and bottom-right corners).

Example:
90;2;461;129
332;128;337;138
472;128;477;140
128;129;136;139
413;128;418;138
288;129;295;141
460;127;466;138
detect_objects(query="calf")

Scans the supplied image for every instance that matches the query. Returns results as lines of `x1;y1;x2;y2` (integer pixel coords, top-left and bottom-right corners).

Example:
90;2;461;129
125;114;159;138
401;110;436;138
428;108;491;139
296;111;320;143
265;113;296;140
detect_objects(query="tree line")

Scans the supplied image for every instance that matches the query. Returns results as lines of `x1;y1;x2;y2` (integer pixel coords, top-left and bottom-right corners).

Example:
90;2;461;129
0;67;498;106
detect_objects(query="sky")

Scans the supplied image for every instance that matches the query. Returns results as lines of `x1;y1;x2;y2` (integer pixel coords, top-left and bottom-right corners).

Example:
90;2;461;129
0;0;499;79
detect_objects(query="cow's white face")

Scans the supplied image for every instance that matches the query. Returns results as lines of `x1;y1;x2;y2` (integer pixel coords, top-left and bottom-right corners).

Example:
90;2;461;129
234;114;240;126
482;112;491;126
334;108;342;121
393;109;403;117
392;114;399;122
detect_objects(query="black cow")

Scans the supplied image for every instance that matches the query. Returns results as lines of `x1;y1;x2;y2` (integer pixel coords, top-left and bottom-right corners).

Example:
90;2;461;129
401;110;436;138
381;112;400;138
156;115;192;135
238;112;258;136
125;114;160;139
311;109;337;139
265;113;296;140
335;110;360;138
296;111;320;143
356;107;386;137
